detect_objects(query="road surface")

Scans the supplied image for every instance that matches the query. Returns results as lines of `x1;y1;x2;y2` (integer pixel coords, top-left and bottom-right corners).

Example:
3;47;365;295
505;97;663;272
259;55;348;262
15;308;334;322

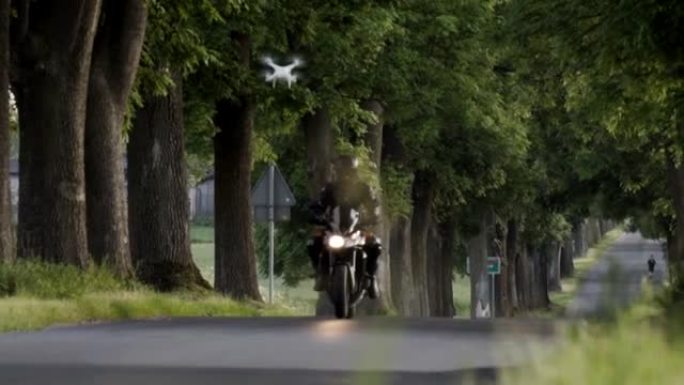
566;231;665;318
0;231;659;385
0;317;557;385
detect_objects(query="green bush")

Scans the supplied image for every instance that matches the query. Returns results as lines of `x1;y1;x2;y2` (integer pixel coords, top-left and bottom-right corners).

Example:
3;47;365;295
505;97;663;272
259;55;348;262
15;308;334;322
0;261;136;299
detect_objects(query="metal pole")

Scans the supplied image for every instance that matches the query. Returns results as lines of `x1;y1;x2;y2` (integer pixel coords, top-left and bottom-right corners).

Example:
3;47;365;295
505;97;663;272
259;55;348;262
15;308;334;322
490;274;495;319
268;165;275;304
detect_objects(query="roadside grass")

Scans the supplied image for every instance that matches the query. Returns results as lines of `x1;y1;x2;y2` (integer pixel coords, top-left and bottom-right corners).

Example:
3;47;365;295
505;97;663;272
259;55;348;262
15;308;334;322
503;287;684;385
190;225;214;244
0;260;294;333
453;274;471;317
542;228;624;316
191;224;317;314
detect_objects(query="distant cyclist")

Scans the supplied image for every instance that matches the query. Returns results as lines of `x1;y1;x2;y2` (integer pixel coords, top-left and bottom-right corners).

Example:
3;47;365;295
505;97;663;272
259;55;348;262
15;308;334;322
647;254;656;278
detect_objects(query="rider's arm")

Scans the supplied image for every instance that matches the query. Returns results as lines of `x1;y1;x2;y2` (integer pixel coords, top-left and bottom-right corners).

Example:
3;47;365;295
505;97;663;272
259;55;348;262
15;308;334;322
309;184;334;225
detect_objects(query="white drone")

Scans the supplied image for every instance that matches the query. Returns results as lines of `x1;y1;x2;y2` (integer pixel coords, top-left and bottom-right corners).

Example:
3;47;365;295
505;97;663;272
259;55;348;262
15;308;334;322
262;56;303;88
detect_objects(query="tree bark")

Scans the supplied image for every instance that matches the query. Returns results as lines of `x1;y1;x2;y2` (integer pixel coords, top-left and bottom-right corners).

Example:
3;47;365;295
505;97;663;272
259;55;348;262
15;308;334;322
588;218;601;247
468;211;491;318
13;83;43;259
547;242;562;292
357;99;391;314
303;108;336;315
212;32;261;302
493;222;508;317
128;74;209;291
85;0;146;277
573;221;586;258
390;215;415;316
428;219;455;317
560;237;575;278
529;245;551;309
505;219;519;314
515;244;531;311
410;171;434;316
11;0;102;266
666;233;678;285
11;0;43;260
304;109;333;200
666;156;684;282
426;220;441;316
0;0;12;263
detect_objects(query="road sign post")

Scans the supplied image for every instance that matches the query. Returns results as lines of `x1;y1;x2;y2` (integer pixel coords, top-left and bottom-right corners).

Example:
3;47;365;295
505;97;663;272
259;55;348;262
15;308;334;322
252;164;296;304
465;256;501;319
486;256;501;319
268;166;275;304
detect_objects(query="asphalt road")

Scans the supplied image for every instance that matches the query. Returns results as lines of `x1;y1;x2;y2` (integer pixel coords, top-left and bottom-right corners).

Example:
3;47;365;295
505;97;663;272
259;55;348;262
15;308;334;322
0;231;659;385
566;231;665;318
0;317;558;385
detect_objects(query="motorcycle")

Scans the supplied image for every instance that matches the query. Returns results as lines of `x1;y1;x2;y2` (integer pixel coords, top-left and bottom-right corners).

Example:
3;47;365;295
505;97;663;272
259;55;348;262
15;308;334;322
321;207;369;319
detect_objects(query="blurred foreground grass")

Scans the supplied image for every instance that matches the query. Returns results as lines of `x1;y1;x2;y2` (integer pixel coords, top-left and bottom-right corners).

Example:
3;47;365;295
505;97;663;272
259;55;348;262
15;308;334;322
506;283;684;385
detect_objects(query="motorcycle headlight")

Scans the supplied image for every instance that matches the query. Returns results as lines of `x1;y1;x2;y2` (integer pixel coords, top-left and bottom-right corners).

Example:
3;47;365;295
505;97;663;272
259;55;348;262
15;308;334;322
327;235;345;249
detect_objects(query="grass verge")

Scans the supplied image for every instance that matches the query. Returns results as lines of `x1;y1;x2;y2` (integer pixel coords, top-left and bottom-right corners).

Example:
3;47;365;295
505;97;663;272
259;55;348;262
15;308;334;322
0;261;294;333
544;228;624;316
453;274;471;317
504;287;683;385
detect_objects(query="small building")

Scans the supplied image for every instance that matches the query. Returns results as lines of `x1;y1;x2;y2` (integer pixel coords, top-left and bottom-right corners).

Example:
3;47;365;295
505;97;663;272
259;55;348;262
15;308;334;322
8;157;209;223
191;173;215;223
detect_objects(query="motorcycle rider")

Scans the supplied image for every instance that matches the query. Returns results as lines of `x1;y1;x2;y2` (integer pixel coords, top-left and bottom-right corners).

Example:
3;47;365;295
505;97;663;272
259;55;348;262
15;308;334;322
307;155;382;298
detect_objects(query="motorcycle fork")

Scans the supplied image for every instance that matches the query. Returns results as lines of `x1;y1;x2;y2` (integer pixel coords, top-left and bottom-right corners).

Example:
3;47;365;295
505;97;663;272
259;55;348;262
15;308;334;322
328;250;356;291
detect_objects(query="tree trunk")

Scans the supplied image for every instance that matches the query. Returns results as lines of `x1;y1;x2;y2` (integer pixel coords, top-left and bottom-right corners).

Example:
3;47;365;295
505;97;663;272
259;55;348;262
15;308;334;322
667;233;678;285
515;246;530;311
589;218;602;247
599;219;607;236
128;74;209;291
506;219;519;314
0;0;12;263
428;219;455;317
357;99;391;314
304;109;333;199
303;108;336;315
11;1;43;260
468;211;490;318
11;0;102;266
390;215;415;316
426;220;441;316
581;221;591;253
666;156;684;282
85;0;146;277
212;34;261;301
529;245;551;309
547;242;562;292
493;223;508;317
560;237;575;278
573;221;586;258
410;171;434;316
13;84;43;259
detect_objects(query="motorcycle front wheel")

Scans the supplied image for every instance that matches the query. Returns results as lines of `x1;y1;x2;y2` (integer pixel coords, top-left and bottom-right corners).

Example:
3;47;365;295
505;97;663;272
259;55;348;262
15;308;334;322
331;265;350;319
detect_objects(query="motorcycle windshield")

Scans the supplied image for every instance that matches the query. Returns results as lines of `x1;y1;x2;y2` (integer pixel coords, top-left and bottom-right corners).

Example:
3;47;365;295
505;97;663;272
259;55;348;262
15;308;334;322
330;205;359;233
